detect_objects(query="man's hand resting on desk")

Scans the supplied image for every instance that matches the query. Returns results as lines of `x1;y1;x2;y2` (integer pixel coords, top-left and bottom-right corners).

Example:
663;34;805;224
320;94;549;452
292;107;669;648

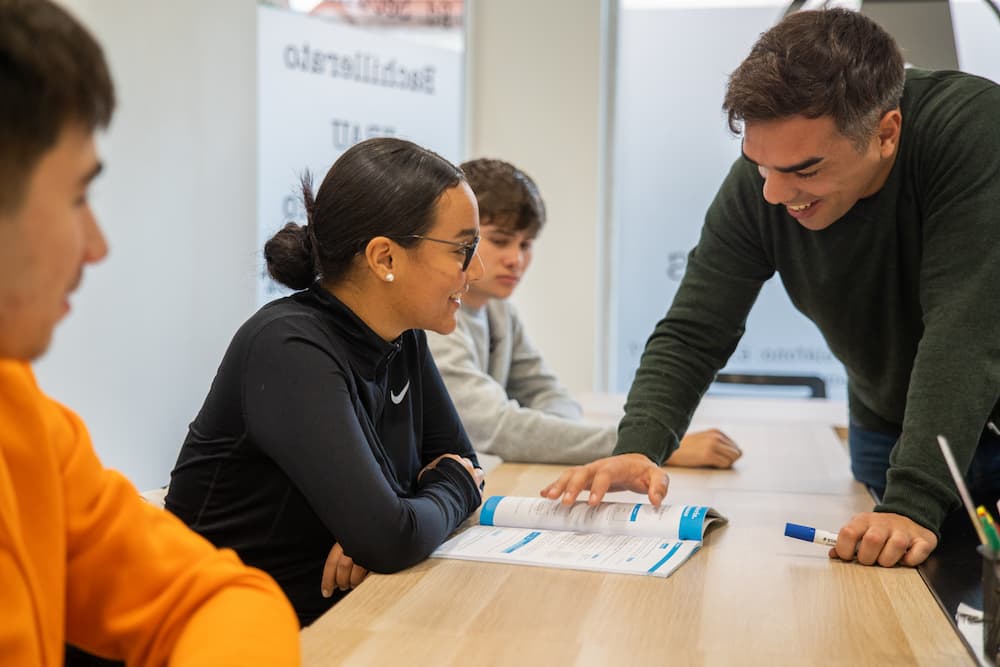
666;429;742;469
830;512;938;567
321;542;369;597
540;453;669;507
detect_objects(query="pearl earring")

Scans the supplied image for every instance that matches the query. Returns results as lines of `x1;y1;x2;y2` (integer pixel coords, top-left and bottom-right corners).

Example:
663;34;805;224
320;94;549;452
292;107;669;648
385;273;395;282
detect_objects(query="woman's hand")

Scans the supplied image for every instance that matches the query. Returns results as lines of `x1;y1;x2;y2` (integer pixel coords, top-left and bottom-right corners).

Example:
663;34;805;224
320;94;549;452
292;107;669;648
418;453;485;496
321;542;369;598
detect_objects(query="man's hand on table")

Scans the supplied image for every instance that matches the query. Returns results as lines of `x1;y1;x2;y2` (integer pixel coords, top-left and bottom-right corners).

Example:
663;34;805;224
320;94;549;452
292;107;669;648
831;512;938;567
540;453;669;506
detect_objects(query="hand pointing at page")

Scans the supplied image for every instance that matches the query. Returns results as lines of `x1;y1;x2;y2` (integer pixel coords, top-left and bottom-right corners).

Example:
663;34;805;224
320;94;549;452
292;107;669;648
540;453;669;507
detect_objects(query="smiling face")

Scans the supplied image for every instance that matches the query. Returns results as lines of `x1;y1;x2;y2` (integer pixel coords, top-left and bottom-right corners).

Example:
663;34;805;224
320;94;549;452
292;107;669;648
0;124;108;360
394;181;484;334
462;217;535;309
741;112;901;231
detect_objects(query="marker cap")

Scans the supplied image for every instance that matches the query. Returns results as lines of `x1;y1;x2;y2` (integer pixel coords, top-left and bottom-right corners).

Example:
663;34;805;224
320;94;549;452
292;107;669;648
784;522;817;542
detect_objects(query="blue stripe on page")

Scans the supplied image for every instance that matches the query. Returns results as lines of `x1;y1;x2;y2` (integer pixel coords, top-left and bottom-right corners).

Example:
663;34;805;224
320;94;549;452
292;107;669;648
647;542;684;573
678;505;708;541
480;496;504;526
630;504;641;521
502;531;541;553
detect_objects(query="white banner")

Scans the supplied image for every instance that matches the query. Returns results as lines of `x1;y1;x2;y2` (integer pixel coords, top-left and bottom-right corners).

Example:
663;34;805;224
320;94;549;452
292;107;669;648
256;5;463;303
612;2;999;400
611;5;847;398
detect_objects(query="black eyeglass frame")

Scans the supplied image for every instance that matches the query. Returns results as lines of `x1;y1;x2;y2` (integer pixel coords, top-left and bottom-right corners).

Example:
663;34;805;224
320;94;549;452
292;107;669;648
390;234;480;271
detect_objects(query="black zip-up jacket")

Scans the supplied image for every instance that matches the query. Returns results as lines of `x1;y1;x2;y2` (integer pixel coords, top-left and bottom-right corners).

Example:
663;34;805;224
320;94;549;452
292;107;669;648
166;284;482;626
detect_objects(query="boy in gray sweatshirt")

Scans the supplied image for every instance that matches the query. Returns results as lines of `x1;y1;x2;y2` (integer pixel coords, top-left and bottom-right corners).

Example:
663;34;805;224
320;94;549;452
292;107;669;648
426;158;741;468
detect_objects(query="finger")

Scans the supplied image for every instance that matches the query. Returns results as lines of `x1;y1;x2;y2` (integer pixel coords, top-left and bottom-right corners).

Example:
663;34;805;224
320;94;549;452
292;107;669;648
588;468;613;505
336;553;355;590
834;524;862;562
706;446;739;467
876;532;911;567
719;442;742;461
647;470;669;506
716;431;739;450
711;453;735;469
459;456;477;475
856;526;889;566
563;467;596;505
541;468;575;499
901;537;936;567
349;565;368;588
321;543;344;598
417;456;442;482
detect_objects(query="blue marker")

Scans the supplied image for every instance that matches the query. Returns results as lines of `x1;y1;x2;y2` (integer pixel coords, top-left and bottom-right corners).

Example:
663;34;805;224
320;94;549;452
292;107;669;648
784;522;837;547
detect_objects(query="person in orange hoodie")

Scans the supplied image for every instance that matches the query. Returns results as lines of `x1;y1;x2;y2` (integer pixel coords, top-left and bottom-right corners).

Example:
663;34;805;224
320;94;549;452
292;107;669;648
0;1;300;664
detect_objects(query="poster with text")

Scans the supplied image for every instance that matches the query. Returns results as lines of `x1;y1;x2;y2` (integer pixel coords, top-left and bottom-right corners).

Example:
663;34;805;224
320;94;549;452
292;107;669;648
257;4;463;303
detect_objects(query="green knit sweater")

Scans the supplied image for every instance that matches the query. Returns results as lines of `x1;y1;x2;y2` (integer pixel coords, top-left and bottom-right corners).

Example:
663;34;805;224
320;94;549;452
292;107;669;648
615;69;1000;535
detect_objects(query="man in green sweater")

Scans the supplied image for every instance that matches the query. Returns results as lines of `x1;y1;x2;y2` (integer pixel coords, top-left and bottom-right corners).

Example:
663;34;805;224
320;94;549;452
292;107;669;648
542;8;1000;567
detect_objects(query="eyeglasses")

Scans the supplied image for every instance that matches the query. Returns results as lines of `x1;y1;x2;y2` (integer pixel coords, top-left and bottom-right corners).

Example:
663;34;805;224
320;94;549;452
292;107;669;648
391;234;480;271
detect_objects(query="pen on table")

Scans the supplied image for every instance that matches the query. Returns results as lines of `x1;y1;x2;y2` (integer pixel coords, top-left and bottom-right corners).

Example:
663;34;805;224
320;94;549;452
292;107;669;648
978;506;1000;552
784;522;838;547
937;434;989;547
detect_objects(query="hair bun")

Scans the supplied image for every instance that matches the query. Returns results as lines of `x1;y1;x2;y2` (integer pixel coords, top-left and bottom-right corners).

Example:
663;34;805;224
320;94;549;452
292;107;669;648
264;221;317;290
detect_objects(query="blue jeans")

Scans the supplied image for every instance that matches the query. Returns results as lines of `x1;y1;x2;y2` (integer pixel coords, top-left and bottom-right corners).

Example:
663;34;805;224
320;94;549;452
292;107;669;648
849;422;1000;503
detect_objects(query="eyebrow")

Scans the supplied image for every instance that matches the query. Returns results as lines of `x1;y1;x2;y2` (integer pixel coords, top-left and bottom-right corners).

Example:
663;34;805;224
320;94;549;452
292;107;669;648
454;227;479;241
740;149;824;174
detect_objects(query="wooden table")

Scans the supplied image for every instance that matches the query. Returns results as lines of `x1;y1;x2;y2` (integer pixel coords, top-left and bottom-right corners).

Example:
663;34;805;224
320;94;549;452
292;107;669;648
301;399;973;665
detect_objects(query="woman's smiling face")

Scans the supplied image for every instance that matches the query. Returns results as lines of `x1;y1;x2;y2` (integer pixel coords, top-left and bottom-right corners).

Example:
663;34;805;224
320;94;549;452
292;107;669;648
393;181;484;334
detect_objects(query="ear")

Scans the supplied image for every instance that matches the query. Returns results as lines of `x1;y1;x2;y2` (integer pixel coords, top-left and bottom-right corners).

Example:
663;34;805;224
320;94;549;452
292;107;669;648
876;109;902;158
364;236;397;283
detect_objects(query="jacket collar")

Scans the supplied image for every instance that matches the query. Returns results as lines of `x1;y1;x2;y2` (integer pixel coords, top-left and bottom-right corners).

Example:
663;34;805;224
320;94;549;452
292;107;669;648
305;284;401;378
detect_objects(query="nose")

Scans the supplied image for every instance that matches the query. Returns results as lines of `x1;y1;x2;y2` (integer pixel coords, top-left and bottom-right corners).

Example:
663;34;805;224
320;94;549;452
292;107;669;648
82;205;109;264
467;252;485;281
502;245;524;269
760;169;798;206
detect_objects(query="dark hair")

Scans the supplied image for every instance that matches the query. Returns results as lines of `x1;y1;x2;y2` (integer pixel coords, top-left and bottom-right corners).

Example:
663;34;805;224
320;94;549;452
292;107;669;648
723;8;904;151
0;0;115;213
265;137;465;290
460;158;546;236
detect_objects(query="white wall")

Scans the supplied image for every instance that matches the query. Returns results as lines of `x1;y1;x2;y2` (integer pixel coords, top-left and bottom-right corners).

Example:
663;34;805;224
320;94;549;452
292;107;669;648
466;0;610;394
36;0;609;489
33;1;999;487
37;0;260;490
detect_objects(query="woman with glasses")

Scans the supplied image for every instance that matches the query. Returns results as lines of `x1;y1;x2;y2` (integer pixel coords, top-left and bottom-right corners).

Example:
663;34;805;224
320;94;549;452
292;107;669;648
165;138;486;627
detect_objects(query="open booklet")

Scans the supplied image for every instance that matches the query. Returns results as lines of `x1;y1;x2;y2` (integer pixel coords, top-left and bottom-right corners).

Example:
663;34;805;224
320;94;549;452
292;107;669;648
431;495;727;578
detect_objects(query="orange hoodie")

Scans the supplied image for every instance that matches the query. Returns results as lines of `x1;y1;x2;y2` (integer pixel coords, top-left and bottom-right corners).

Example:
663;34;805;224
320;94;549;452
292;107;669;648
0;361;300;666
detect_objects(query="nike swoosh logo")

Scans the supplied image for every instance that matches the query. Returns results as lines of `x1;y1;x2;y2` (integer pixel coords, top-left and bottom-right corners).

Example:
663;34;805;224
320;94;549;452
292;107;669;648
390;380;410;405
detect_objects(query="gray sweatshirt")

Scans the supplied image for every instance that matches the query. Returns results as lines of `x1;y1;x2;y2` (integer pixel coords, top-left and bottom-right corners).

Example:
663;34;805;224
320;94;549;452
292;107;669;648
426;300;616;464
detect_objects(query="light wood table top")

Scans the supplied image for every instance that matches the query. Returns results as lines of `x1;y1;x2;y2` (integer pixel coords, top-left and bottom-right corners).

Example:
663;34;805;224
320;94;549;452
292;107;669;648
301;412;972;666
